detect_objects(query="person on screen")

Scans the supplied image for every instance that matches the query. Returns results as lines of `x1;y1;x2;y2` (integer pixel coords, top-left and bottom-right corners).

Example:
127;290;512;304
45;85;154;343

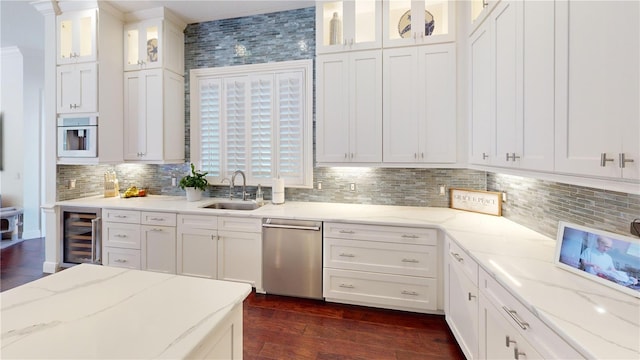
580;236;616;275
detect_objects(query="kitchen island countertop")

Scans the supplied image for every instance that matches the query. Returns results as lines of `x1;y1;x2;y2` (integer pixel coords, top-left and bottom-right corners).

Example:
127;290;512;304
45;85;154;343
0;264;251;359
52;195;640;359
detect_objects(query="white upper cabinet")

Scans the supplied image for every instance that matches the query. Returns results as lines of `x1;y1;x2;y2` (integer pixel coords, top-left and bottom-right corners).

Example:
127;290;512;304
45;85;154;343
492;1;554;171
56;63;98;113
124;18;184;74
316;50;383;163
383;0;455;48
555;0;639;181
57;9;97;64
468;17;493;165
469;0;499;35
469;0;555;172
383;43;456;163
316;0;382;54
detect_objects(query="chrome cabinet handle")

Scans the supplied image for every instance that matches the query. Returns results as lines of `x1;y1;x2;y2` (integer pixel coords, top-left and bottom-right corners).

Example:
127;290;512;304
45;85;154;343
114;258;128;263
483;0;489;8
114;215;128;218
482;152;489;160
620;153;634;168
401;258;419;263
339;283;354;289
401;234;419;239
600;153;614;167
451;252;464;262
401;290;419;296
505;335;516;347
150;217;166;221
514;348;526;360
149;228;164;232
502;306;530;330
339;253;355;258
338;230;355;234
468;292;476;301
114;234;128;238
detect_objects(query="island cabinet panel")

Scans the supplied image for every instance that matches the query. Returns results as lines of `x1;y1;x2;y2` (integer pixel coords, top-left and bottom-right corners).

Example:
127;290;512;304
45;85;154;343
323;222;441;313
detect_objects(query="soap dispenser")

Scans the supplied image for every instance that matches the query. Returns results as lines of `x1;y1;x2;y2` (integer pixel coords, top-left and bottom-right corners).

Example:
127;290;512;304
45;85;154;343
256;184;264;206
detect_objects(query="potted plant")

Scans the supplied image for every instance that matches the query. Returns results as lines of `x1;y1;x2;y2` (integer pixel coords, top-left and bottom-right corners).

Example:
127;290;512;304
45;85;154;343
180;163;208;201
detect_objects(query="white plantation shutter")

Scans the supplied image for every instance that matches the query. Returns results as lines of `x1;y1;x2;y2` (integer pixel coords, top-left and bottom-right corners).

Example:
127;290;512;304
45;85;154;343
198;78;222;178
276;72;304;183
250;76;274;181
190;60;312;187
225;77;248;174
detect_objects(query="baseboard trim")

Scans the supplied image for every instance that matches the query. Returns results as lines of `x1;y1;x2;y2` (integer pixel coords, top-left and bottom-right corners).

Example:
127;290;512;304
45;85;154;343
42;261;59;274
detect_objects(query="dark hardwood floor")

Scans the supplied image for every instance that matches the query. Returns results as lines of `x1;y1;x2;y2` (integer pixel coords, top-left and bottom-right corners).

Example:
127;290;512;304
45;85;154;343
1;238;464;360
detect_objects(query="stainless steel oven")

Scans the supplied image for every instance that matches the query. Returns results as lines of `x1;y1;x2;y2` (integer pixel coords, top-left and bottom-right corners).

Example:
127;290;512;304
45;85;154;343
60;206;101;267
57;115;98;157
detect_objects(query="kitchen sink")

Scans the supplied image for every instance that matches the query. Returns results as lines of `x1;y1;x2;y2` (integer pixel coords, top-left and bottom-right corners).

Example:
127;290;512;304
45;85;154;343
202;201;261;211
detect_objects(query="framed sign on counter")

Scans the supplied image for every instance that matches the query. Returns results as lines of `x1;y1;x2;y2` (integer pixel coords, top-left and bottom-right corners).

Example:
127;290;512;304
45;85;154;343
450;188;502;216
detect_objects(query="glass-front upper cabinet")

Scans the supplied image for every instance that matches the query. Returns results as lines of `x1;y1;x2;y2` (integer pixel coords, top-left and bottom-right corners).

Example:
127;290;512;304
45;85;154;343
316;0;382;54
57;9;97;64
124;19;163;71
383;0;455;47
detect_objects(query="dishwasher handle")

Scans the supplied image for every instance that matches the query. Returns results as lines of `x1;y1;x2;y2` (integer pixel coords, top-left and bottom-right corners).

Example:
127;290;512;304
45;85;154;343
262;223;321;231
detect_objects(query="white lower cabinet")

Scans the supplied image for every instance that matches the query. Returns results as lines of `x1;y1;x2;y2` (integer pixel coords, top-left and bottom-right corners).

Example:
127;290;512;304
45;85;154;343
323;222;441;313
478;268;584;359
176;214;218;279
102;209;141;269
217;217;262;292
445;237;479;360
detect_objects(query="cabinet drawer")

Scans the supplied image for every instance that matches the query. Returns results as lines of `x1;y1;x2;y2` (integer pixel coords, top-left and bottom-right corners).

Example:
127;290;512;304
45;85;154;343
103;247;141;269
177;214;217;230
141;211;176;226
479;268;584;359
324;222;438;246
103;222;141;249
324;268;438;312
324;238;437;277
447;237;478;286
103;209;141;224
218;216;261;233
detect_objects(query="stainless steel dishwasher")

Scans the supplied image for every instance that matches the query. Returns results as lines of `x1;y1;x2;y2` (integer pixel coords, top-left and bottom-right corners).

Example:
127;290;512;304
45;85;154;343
262;218;323;300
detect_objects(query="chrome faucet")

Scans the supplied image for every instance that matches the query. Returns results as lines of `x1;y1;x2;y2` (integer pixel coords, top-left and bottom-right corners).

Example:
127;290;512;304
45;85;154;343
230;170;248;201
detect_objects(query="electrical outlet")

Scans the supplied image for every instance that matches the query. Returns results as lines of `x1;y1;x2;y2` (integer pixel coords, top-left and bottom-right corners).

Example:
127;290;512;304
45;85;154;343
502;192;507;202
317;182;322;190
69;179;76;189
631;219;640;237
438;185;446;196
350;183;356;191
171;177;177;187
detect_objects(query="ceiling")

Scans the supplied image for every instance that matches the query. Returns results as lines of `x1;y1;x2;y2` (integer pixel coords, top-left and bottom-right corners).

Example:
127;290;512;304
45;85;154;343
107;0;315;24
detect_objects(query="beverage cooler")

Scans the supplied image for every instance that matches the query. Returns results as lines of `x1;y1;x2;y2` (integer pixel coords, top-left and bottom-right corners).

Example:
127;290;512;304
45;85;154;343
60;207;101;267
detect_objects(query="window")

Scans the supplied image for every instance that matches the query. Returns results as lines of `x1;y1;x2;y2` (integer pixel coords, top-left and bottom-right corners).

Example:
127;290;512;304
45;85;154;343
190;60;313;188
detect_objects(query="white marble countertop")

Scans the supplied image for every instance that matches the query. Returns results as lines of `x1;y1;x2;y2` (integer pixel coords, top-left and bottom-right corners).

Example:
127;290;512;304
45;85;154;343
0;264;252;359
53;195;640;359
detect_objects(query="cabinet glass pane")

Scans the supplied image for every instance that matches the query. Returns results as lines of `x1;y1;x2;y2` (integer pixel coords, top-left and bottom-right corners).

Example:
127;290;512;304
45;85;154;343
471;0;485;23
426;0;449;36
354;0;376;44
79;15;93;57
322;2;344;46
60;19;73;59
127;29;139;65
387;0;412;41
145;25;159;63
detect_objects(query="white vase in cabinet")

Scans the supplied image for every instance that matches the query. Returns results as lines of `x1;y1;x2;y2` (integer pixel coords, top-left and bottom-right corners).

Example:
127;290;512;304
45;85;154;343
56;63;98;114
554;0;639;181
316;50;382;163
316;0;382;54
57;8;97;64
123;68;184;163
383;0;455;48
382;43;456;164
124;18;184;74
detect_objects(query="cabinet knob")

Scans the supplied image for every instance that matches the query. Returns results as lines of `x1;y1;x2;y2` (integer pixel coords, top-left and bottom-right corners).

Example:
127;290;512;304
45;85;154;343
619;153;634;168
600;153;614;167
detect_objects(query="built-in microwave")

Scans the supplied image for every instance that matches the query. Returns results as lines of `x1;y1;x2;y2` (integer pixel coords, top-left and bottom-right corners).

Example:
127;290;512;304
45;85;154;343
57;115;98;157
